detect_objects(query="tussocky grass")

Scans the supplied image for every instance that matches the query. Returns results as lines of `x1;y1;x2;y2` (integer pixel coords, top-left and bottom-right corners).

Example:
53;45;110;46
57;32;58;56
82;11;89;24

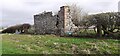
1;34;120;54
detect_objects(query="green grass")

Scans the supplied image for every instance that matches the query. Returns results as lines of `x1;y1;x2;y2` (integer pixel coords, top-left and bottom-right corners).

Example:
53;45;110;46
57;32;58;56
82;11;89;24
78;29;96;36
1;34;120;54
0;34;2;55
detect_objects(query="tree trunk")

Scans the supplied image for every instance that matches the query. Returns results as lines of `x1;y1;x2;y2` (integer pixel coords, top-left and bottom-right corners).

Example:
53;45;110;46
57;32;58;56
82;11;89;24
102;25;108;36
97;24;102;37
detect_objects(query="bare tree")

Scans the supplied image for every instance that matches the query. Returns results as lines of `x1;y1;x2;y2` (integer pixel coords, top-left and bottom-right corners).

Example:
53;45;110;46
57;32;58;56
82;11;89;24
68;4;87;26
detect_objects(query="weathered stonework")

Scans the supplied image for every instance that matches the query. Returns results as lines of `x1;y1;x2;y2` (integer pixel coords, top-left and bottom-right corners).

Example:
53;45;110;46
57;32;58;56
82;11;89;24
34;12;57;34
34;6;77;36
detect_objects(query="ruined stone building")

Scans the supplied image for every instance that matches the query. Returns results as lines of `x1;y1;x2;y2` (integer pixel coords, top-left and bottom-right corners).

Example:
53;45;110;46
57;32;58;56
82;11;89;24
34;6;77;36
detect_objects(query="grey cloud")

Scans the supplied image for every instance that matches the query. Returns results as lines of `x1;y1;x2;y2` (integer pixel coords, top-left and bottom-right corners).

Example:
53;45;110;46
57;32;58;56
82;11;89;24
2;9;31;19
118;1;120;12
94;2;112;8
2;7;34;27
24;2;44;6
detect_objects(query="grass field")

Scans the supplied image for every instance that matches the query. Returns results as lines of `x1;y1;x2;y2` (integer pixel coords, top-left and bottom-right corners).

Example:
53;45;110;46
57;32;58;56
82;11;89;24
0;34;2;55
1;34;120;54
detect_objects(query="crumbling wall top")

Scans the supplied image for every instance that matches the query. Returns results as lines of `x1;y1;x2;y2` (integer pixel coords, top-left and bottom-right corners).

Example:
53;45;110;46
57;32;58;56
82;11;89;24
60;6;69;8
34;12;53;17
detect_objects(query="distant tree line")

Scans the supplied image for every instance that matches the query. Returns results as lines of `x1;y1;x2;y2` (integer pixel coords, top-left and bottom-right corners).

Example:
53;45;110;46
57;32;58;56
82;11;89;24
1;24;31;34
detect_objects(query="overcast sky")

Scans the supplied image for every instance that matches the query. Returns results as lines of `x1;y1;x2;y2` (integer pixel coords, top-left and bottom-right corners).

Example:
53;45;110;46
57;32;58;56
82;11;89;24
0;0;120;27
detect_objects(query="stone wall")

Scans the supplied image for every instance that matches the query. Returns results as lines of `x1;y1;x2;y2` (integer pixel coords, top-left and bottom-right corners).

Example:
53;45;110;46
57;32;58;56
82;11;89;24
34;12;57;34
62;6;77;33
34;6;77;36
